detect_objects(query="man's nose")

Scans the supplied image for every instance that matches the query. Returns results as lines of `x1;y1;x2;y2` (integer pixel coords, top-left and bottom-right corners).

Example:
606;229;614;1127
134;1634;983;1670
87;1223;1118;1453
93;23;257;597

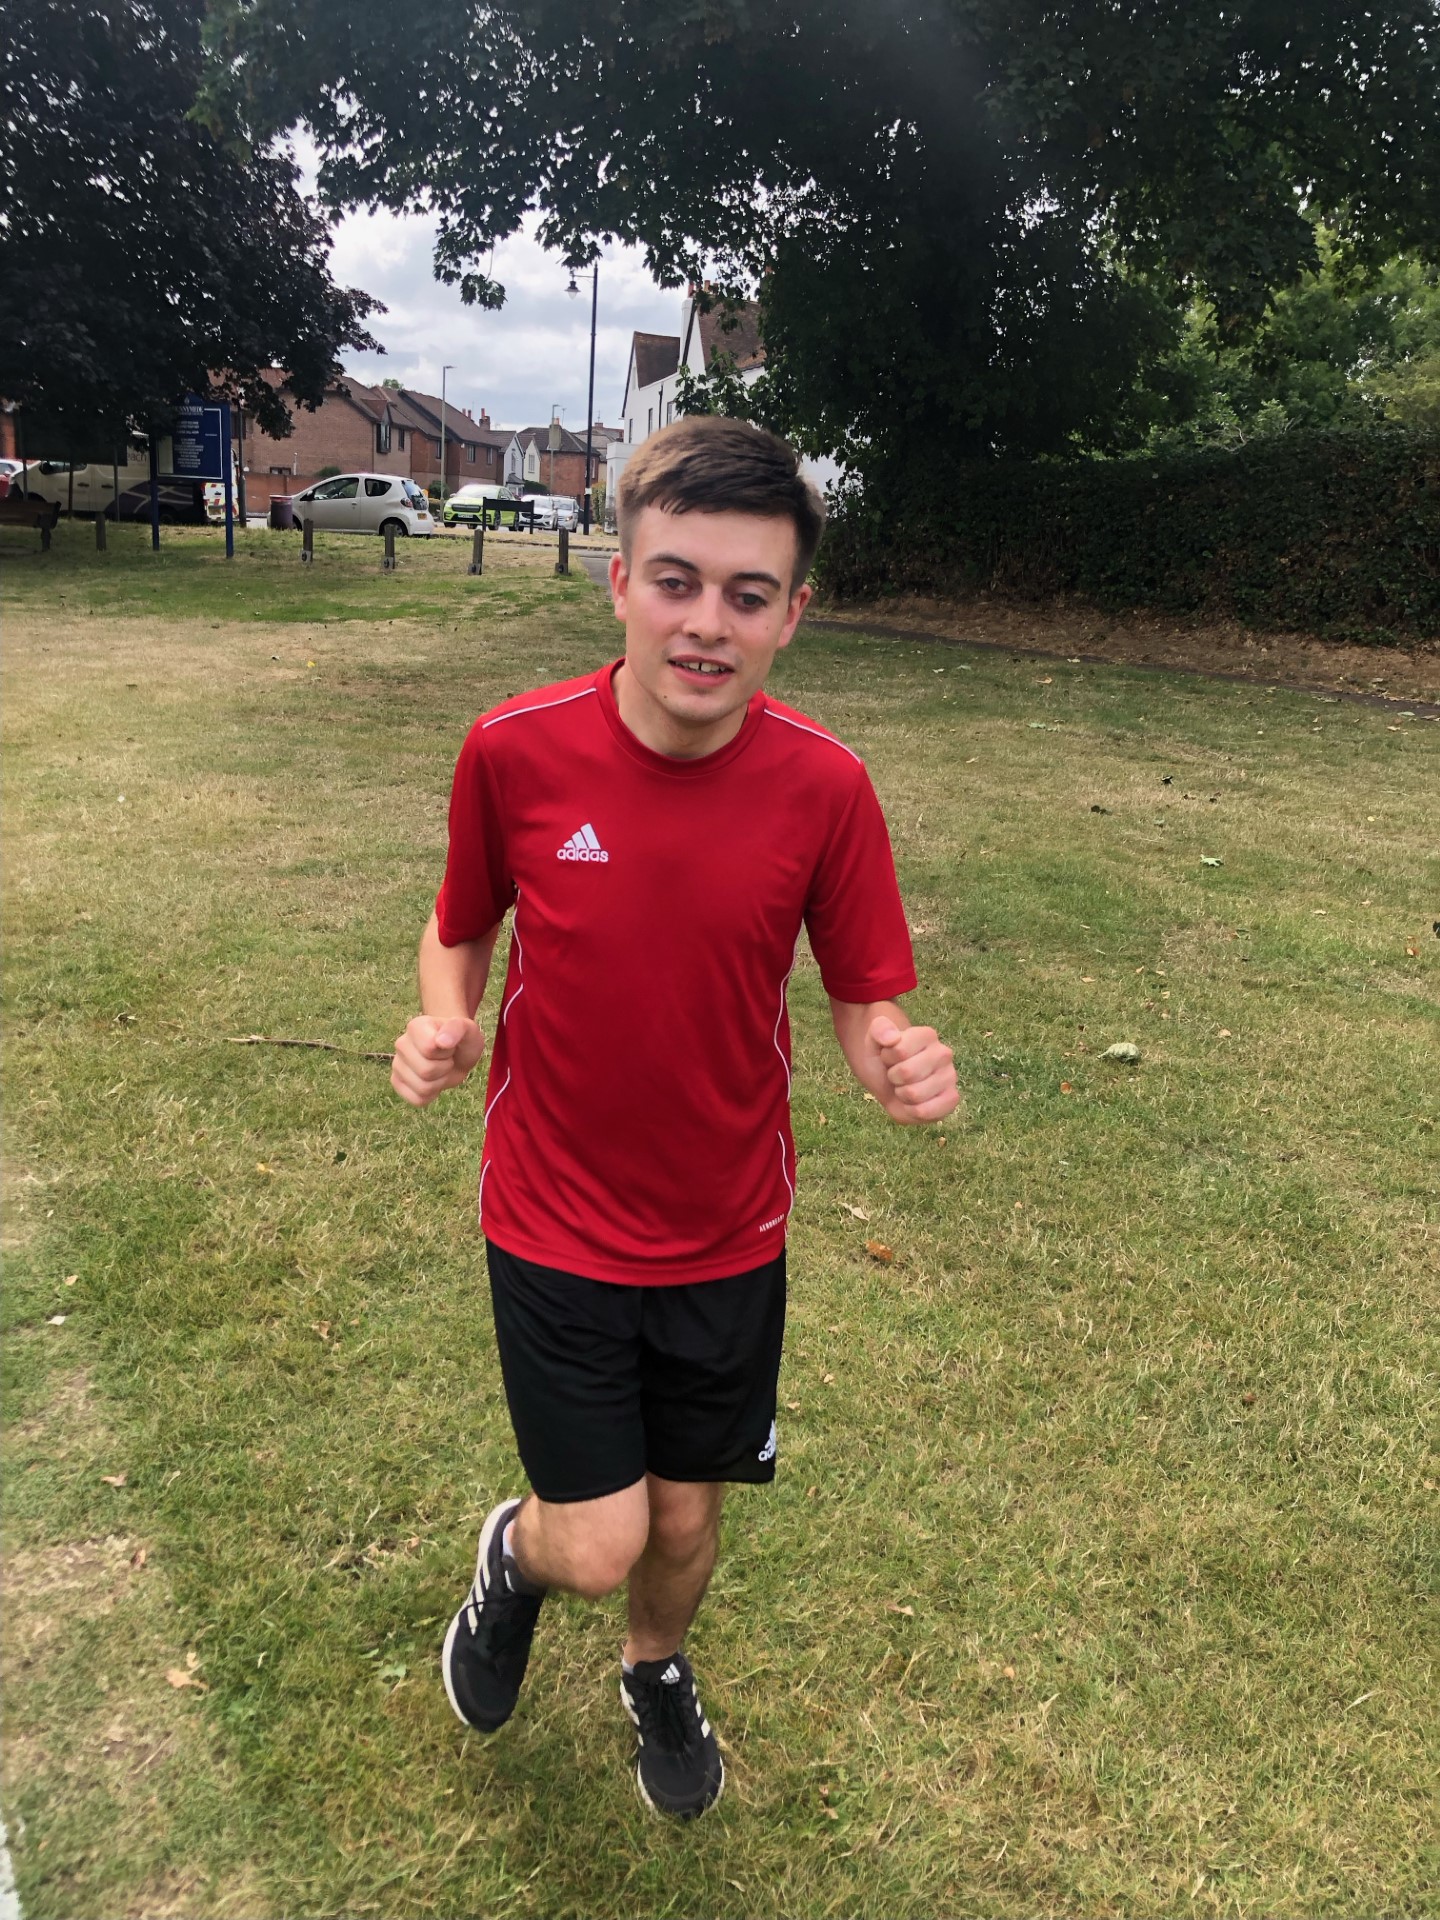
682;587;729;640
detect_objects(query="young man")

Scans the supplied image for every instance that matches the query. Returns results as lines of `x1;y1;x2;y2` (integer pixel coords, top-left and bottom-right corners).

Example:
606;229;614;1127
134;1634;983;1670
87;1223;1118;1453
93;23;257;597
391;415;958;1819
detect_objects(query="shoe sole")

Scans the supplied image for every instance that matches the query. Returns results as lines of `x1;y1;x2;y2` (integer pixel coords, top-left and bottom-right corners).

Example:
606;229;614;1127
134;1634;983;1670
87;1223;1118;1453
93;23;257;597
620;1682;725;1820
441;1499;520;1732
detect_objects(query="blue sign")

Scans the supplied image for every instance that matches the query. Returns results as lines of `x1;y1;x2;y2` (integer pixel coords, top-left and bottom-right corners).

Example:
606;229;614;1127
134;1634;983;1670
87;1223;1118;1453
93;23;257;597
172;395;225;481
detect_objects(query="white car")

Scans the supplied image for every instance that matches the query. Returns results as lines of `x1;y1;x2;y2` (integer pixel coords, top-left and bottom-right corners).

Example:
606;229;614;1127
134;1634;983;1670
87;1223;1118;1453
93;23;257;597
530;493;579;531
292;473;435;537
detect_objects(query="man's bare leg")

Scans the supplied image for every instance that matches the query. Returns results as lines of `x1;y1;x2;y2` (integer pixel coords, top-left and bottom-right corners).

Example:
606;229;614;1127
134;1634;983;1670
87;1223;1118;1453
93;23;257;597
624;1475;725;1664
509;1480;649;1598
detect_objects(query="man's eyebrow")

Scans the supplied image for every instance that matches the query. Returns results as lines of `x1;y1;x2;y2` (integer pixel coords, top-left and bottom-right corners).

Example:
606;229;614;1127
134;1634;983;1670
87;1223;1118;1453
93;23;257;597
645;552;784;591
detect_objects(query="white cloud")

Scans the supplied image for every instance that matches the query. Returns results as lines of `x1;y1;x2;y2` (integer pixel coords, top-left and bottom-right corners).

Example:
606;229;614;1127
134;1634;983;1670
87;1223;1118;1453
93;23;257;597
297;144;683;431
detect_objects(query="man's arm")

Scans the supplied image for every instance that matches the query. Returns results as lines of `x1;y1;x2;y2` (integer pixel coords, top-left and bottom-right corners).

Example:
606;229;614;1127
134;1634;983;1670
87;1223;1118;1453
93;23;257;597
390;911;500;1107
829;997;959;1126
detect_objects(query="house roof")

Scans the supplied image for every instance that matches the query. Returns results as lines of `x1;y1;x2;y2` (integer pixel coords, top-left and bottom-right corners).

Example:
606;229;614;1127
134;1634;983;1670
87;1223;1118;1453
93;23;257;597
397;389;508;449
513;424;593;456
631;333;681;390
692;300;765;373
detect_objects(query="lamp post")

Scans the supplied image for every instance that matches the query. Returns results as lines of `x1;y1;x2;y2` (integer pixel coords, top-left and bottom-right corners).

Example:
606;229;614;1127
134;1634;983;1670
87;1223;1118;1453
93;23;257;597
566;263;599;534
439;363;454;507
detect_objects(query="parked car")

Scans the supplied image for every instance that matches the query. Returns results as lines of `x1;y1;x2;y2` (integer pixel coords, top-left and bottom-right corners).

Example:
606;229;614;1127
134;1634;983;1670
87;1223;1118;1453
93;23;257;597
0;457;23;500
441;483;531;529
530;493;579;531
291;473;434;537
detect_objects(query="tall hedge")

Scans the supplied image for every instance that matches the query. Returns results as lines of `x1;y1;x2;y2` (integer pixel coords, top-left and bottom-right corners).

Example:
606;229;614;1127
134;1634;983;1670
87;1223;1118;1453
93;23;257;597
816;431;1440;639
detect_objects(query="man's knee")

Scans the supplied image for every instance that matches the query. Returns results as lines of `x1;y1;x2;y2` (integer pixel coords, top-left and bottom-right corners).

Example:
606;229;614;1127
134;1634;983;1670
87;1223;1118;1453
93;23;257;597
646;1484;721;1564
566;1533;644;1599
525;1491;648;1599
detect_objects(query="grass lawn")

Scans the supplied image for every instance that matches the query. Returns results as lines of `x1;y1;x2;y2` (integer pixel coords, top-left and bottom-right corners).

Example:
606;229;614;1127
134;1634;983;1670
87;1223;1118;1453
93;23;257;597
3;520;1436;1919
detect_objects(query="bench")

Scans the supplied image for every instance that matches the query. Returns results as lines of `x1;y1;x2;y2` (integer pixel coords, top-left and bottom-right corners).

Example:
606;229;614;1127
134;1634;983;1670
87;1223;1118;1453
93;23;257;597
0;494;63;548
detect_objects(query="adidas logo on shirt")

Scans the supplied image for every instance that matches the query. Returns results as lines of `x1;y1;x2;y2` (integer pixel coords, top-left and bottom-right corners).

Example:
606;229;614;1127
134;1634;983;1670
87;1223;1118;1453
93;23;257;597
556;822;609;863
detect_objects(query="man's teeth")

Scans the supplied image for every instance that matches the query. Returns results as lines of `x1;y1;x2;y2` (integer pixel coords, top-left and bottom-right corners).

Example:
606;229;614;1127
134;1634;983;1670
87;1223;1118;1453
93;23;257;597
679;660;729;674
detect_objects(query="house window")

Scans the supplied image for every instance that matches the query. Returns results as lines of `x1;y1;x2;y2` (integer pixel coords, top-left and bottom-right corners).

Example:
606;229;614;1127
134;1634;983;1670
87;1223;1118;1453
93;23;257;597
467;444;475;463
486;446;494;465
376;420;391;455
647;408;653;435
397;428;406;451
666;401;674;424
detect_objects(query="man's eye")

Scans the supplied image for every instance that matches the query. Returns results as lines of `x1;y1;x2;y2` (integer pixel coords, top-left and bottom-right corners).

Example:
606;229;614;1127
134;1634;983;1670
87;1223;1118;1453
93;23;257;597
736;593;766;611
658;576;688;593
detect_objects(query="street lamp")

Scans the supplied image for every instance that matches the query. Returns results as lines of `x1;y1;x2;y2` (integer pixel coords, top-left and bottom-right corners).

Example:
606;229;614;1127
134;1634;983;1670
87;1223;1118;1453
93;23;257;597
439;363;455;507
567;264;599;535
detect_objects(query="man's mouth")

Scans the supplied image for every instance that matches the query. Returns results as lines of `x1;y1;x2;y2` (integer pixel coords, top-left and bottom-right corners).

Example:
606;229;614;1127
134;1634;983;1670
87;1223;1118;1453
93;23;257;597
671;657;734;680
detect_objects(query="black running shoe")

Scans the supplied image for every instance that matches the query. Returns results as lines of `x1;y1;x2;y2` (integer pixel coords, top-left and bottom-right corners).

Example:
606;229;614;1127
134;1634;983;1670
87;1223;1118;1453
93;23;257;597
441;1499;544;1733
620;1652;725;1819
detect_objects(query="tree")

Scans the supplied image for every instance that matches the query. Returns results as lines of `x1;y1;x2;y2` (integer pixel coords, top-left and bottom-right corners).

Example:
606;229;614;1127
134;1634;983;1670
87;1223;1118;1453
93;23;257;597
0;0;380;452
200;1;1440;482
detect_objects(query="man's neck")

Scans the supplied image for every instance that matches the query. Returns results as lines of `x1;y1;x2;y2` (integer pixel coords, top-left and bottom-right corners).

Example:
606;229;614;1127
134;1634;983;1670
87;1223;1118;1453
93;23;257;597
611;662;750;760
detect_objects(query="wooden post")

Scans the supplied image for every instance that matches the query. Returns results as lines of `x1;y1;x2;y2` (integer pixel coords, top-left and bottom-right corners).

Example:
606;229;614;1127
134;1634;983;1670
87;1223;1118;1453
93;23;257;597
382;524;397;571
301;519;314;564
40;518;53;552
95;513;106;551
469;525;484;575
556;526;569;576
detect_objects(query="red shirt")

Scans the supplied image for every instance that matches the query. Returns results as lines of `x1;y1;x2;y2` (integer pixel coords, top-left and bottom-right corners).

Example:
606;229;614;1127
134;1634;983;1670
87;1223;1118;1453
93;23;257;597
436;661;916;1283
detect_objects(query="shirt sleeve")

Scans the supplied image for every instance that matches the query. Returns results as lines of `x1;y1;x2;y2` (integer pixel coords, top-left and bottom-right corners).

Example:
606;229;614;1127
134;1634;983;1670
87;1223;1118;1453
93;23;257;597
434;724;513;945
804;765;917;1003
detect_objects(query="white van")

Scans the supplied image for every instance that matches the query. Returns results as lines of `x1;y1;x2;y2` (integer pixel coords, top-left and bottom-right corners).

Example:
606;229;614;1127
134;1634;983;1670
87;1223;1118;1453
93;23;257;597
18;453;208;523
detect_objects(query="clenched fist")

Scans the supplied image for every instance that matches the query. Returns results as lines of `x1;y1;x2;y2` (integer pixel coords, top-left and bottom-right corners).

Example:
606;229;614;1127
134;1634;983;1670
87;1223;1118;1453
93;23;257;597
390;1015;486;1108
867;1016;959;1125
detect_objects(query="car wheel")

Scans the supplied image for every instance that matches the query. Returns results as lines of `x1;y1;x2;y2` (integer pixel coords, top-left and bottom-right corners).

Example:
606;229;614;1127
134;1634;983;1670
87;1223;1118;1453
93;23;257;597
379;518;409;538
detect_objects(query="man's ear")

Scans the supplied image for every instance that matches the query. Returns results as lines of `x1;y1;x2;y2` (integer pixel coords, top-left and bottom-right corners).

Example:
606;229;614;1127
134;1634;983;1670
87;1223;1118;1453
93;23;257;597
609;549;629;622
776;581;812;650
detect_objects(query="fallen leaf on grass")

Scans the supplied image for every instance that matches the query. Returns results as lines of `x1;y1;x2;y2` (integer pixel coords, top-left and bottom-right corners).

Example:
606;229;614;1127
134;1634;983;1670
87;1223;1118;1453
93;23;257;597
1059;1082;1073;1094
861;1092;878;1104
100;1472;127;1487
130;1546;147;1570
887;1603;915;1618
1101;1042;1140;1063
47;1314;67;1326
377;1663;408;1682
64;1274;78;1286
255;1162;273;1175
1201;856;1223;868
164;1667;206;1691
840;1203;869;1221
865;1240;895;1264
1002;1665;1017;1680
1216;1028;1233;1039
311;1322;331;1342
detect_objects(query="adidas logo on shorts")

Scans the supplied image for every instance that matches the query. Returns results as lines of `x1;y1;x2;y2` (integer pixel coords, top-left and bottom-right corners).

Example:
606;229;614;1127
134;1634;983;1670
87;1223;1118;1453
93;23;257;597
758;1421;777;1464
557;822;609;862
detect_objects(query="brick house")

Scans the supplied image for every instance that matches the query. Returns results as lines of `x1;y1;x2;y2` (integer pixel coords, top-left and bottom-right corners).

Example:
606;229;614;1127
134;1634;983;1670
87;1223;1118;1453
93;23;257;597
239;372;407;508
503;423;615;501
237;374;511;505
392;390;510;493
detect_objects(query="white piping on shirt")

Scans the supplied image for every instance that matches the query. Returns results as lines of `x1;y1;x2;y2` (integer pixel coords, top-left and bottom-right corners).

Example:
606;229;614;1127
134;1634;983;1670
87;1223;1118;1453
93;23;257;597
481;686;597;730
477;889;525;1228
772;946;797;1101
763;707;863;763
777;1130;795;1215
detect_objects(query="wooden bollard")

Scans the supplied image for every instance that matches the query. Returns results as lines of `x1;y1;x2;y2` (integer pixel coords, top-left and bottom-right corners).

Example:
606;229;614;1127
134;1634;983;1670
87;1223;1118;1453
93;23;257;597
95;514;106;551
469;525;484;575
301;520;314;564
382;524;397;571
555;526;569;576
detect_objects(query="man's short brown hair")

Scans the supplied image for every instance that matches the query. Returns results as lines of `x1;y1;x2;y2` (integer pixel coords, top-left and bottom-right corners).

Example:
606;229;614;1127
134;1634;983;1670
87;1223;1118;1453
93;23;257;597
617;415;826;587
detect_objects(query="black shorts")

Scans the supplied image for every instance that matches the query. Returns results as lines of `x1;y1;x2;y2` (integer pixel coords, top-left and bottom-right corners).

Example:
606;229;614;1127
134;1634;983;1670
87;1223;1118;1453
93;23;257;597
486;1238;786;1504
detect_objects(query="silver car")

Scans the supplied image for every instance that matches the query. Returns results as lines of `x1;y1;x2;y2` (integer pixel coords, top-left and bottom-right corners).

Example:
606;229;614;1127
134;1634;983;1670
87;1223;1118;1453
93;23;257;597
292;473;435;537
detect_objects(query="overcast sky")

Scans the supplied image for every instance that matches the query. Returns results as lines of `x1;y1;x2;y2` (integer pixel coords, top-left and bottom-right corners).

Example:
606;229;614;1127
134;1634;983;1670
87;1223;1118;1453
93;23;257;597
314;170;683;434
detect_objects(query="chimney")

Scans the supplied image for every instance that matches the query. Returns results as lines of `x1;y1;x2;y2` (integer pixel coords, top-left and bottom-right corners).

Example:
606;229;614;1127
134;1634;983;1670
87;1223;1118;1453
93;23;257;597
480;409;489;427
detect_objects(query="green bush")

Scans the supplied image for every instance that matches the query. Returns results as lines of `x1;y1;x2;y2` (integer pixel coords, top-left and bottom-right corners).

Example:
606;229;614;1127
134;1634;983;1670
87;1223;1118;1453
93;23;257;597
817;430;1440;639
